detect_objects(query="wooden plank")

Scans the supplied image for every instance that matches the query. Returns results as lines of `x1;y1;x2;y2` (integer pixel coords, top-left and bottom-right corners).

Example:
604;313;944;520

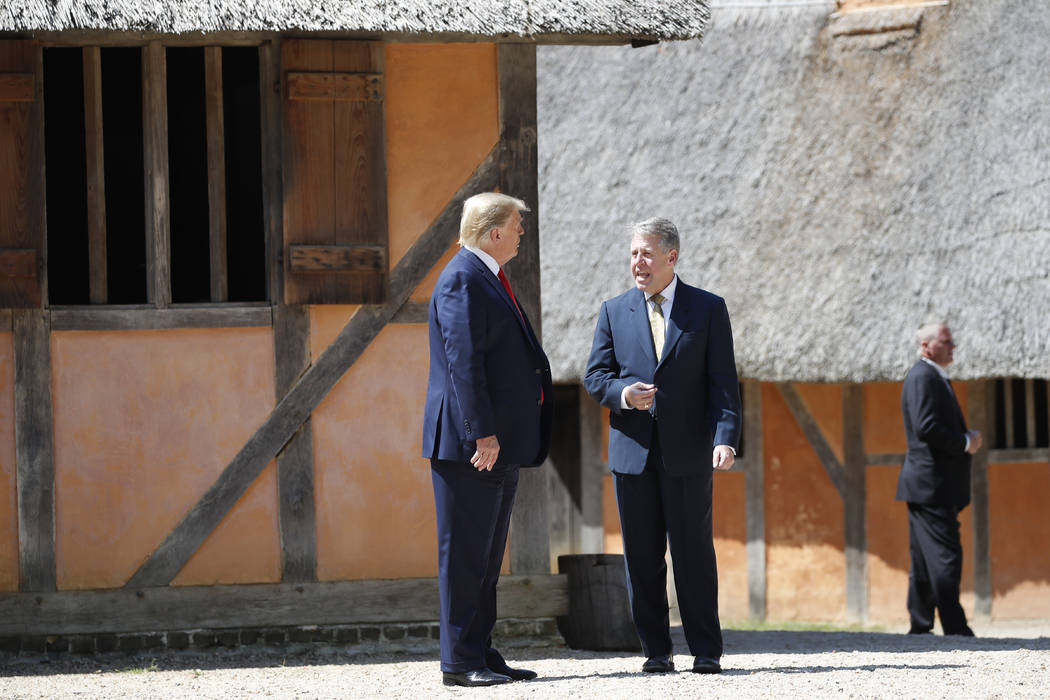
1003;378;1015;448
578;384;605;554
205;46;229;303
273;304;317;583
0;309;12;331
0;249;37;277
988;447;1050;464
50;305;273;331
13;309;56;592
126;148;500;588
0;574;568;636
742;380;766;621
259;40;283;304
142;41;171;308
390;300;429;324
1024;379;1036;448
82;46;107;305
0;72;33;101
866;452;905;465
967;380;992;618
288;245;386;273
0;41;45;308
842;383;867;623
286;71;382;101
498;43;548;576
777;382;847;498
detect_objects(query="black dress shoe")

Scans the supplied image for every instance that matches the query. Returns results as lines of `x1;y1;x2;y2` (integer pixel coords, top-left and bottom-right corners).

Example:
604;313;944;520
442;669;512;687
691;656;722;674
907;627;932;635
945;626;975;637
642;655;675;673
489;664;538;681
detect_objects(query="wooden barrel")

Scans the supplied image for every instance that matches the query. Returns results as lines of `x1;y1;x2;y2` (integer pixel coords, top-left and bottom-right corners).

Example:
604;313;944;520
556;553;641;651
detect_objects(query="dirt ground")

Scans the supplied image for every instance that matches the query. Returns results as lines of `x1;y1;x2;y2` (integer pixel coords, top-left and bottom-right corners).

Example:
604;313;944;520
2;620;1048;699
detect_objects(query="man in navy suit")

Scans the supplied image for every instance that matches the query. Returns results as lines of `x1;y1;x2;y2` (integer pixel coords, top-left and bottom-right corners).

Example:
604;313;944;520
585;218;741;675
897;322;981;636
422;192;553;687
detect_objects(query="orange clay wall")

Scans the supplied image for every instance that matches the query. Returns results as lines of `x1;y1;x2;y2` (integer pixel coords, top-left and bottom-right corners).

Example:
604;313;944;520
0;332;16;591
22;43;499;591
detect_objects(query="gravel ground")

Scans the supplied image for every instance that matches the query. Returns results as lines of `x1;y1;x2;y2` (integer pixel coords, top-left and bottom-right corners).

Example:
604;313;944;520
2;621;1048;699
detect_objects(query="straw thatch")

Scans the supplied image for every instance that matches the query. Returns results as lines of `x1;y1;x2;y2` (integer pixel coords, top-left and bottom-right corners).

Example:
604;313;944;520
538;0;1050;383
0;0;710;41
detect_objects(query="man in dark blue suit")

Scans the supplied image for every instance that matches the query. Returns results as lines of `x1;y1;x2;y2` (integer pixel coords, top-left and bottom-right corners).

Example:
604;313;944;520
422;192;553;687
897;322;981;636
585;218;741;675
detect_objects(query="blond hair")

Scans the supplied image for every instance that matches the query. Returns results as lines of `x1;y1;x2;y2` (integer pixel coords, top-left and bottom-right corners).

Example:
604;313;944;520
458;193;529;247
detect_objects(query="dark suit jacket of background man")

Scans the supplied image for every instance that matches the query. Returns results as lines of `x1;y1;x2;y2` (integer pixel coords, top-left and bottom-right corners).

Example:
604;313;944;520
896;359;971;509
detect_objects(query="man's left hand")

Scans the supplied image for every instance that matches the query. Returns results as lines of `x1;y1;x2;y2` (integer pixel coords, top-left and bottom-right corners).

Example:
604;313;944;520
712;445;735;471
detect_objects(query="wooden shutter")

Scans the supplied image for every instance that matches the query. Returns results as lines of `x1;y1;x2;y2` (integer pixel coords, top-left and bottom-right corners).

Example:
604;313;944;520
0;41;45;308
281;40;388;305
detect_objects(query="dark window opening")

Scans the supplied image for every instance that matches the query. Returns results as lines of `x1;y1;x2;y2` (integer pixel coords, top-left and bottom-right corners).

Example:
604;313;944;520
550;385;582;508
101;47;147;303
992;378;1049;449
43;48;89;305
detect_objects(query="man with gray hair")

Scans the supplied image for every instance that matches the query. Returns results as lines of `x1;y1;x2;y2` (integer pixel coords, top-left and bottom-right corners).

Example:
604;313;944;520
896;322;981;636
585;217;741;674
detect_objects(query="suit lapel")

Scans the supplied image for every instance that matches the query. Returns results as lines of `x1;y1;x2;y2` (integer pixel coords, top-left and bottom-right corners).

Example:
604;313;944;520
629;288;658;368
657;286;689;371
460;249;537;347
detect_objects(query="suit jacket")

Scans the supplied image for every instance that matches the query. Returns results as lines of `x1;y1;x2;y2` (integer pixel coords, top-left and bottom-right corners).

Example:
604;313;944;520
422;248;553;467
584;279;741;476
896;359;971;508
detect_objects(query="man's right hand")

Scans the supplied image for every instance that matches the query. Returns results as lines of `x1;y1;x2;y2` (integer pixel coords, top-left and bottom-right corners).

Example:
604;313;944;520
965;430;982;454
471;435;501;471
626;382;657;411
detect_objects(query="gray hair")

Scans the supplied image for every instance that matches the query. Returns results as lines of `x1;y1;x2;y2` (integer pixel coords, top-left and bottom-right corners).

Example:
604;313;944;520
916;321;947;353
459;192;529;247
631;217;680;254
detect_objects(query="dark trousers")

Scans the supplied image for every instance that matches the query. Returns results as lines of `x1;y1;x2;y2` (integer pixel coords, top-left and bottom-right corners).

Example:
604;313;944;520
613;432;722;659
906;502;972;635
431;459;519;672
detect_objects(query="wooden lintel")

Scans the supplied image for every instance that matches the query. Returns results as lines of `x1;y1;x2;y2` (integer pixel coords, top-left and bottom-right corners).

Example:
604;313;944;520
125;148;501;588
390;299;429;324
989;447;1050;464
288;244;386;273
49;306;273;331
0;574;568;636
0;249;37;277
286;71;383;101
0;72;34;101
777;382;847;498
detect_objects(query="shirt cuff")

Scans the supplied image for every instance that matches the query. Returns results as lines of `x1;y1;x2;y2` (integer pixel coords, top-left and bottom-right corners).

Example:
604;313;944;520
620;385;631;410
964;434;970;451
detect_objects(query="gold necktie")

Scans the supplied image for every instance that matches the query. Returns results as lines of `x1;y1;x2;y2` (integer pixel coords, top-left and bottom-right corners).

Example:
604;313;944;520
649;293;666;360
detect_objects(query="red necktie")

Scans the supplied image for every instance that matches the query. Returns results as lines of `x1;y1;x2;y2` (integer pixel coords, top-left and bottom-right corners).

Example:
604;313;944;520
498;268;542;405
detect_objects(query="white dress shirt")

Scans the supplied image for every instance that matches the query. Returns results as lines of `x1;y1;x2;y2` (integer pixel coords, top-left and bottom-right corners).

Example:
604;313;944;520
619;275;678;410
463;245;501;278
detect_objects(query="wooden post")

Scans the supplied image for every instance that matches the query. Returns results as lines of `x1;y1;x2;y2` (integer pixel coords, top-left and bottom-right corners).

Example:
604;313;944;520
1002;379;1014;448
1024;379;1036;448
142;41;171;308
498;43;549;575
13;309;57;592
205;46;229;302
968;379;992;619
259;40;283;304
274;305;317;583
83;46;107;305
579;385;605;554
742;380;766;621
843;383;867;623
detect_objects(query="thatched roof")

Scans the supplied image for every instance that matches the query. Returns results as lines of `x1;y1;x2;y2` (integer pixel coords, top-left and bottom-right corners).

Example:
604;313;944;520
538;0;1050;383
1;0;710;42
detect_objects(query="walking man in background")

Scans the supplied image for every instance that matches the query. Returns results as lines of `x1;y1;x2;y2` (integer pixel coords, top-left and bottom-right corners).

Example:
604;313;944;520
422;193;553;686
897;322;981;636
584;218;741;674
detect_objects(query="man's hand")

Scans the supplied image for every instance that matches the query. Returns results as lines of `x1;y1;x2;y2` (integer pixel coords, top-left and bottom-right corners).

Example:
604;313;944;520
712;445;735;471
471;435;501;471
626;382;657;410
965;430;982;455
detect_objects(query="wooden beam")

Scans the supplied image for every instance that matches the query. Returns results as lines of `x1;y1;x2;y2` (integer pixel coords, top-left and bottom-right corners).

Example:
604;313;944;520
866;453;905;465
578;384;605;554
390;300;428;324
259;41;284;304
125;149;501;588
843;383;867;623
988;448;1050;464
742;380;766;621
0;72;34;101
142;41;172;308
498;43;549;576
205;46;229;303
273;304;316;583
288;244;386;273
13;309;57;592
0;574;568;636
83;46;107;305
1003;379;1014;448
967;379;992;618
286;71;382;101
1024;379;1036;448
50;305;273;331
777;382;847;498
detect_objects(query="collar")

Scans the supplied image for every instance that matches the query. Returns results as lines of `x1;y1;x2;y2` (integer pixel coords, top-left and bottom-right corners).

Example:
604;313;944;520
463;245;501;277
645;274;678;306
920;356;951;381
